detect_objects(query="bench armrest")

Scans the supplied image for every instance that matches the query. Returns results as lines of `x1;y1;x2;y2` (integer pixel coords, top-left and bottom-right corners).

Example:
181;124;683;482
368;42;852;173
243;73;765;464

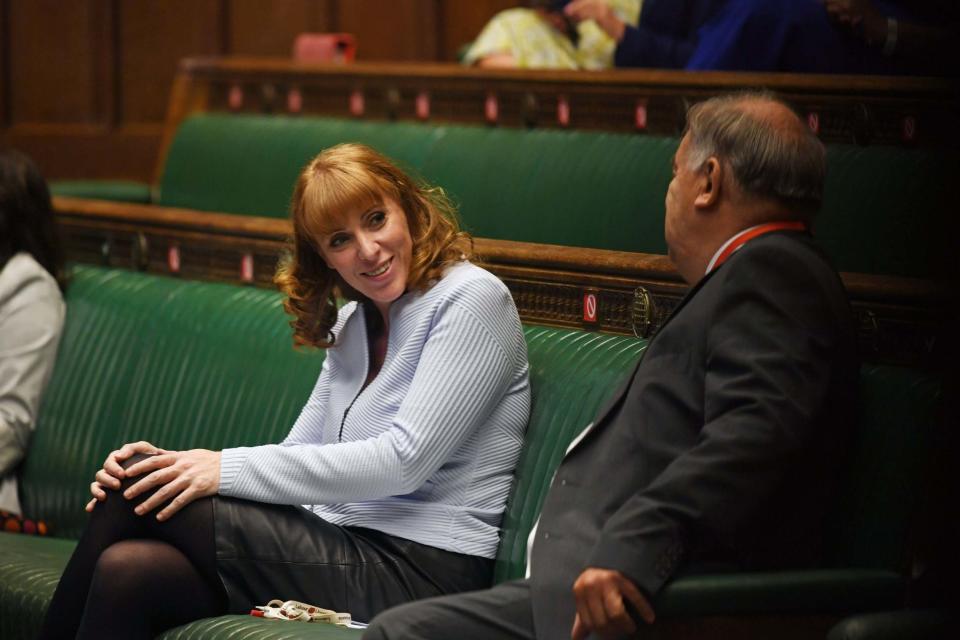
657;569;904;617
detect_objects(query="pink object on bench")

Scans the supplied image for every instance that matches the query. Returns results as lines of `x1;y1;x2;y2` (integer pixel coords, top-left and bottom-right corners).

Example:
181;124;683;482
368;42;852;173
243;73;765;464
293;33;356;63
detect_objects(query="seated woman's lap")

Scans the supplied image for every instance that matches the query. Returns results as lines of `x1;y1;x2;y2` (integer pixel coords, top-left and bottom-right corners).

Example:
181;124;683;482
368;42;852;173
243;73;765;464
51;453;493;629
214;496;493;622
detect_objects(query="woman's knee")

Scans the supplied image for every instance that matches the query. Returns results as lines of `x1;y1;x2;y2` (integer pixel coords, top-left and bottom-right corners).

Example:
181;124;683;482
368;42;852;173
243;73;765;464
92;453;160;523
90;541;154;597
116;453;157;493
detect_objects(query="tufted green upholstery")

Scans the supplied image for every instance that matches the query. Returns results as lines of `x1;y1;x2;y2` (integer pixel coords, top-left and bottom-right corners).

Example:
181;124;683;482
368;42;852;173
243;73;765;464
155;114;950;277
493;328;645;582
157;115;675;255
826;365;942;570
18;267;323;539
0;535;77;640
0;266;942;639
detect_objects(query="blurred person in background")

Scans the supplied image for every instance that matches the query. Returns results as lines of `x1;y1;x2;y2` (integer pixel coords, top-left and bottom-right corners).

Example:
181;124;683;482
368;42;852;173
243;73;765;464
564;0;956;74
0;148;66;517
464;0;641;70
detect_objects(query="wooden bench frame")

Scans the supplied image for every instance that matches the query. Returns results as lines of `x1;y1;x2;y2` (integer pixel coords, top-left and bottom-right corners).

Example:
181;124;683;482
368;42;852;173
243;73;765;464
156;56;958;185
55;195;949;369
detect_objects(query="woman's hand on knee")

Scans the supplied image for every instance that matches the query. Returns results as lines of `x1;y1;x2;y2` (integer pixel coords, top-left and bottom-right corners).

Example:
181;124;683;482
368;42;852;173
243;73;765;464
122;449;222;521
85;441;167;512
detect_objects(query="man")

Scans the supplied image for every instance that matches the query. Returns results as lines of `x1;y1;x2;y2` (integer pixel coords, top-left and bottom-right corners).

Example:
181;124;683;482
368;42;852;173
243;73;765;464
364;93;859;639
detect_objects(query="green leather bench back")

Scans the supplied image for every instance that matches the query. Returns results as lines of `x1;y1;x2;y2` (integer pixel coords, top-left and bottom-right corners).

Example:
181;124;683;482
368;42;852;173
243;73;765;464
22;267;940;585
20;267;324;538
825;364;942;570
493;328;646;582
492;359;943;583
157;114;949;278
157;115;675;257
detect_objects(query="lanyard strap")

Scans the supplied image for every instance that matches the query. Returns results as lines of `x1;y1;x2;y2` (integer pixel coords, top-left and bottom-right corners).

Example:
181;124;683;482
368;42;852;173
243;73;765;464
708;221;806;275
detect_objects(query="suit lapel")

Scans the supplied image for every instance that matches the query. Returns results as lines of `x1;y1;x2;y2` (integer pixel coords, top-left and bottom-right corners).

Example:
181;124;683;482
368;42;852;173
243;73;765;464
652;269;714;337
564;271;717;458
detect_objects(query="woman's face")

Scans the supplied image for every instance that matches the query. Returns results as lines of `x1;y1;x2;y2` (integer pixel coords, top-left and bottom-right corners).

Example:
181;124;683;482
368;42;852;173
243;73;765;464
316;195;413;320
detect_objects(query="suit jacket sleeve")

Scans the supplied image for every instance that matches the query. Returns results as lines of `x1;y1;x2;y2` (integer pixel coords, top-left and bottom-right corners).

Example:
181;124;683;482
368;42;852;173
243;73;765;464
614;24;697;68
586;242;847;598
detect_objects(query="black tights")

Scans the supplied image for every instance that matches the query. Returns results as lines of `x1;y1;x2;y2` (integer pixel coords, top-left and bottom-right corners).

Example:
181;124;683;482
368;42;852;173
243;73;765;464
37;455;227;639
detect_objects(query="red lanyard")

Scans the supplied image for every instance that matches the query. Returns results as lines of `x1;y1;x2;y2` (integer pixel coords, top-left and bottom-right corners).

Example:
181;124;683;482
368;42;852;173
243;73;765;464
708;221;806;274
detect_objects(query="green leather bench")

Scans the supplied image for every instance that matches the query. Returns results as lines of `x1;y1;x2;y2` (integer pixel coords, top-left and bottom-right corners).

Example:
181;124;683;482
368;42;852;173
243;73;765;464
57;114;951;279
50;180;153;204
0;266;941;639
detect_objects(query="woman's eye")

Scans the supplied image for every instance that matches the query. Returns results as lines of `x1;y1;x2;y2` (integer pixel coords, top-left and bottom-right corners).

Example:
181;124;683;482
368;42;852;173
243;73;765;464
369;211;386;226
328;234;349;248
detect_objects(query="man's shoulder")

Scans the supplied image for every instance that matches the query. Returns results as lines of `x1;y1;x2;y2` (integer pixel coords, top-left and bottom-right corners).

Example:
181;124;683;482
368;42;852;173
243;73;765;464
708;231;856;336
723;231;842;287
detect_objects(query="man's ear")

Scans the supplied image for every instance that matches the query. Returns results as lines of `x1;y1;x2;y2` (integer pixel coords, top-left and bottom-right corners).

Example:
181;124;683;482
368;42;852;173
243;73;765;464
694;157;722;208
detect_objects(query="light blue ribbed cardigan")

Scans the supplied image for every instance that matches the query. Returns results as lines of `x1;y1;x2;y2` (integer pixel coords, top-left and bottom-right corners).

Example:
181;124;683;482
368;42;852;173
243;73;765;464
220;262;530;558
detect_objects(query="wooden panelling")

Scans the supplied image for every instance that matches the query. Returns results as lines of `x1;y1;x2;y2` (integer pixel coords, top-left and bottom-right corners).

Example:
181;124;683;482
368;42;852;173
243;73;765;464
8;0;101;125
169;58;959;148
4;0;504;180
337;0;436;61
5;127;161;180
440;0;515;61
119;0;222;125
229;0;333;56
0;0;9;127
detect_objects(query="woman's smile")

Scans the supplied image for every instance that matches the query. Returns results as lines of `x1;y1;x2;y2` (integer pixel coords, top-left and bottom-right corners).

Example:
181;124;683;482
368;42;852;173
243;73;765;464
362;257;393;278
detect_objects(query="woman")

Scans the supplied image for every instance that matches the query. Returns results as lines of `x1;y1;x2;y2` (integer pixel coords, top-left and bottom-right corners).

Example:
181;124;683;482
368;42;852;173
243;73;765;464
464;0;641;70
39;143;531;638
0;148;66;517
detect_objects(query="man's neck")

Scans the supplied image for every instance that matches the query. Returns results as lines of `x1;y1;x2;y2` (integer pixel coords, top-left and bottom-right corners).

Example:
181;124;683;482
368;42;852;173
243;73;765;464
682;202;798;284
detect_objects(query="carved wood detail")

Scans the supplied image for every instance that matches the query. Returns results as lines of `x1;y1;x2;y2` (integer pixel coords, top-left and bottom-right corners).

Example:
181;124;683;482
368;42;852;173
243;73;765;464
54;196;950;369
164;57;958;150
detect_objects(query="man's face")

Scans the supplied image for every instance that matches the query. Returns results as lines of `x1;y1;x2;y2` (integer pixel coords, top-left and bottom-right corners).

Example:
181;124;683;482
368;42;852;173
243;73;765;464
664;134;699;271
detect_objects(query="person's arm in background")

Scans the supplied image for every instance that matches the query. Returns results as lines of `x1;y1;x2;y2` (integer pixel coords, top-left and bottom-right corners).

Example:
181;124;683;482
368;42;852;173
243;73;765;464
0;261;65;479
822;0;959;73
566;0;720;69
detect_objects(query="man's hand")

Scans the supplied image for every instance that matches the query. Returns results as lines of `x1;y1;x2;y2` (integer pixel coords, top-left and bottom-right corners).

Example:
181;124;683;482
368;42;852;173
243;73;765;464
115;449;221;521
86;440;167;512
571;568;655;639
564;0;626;42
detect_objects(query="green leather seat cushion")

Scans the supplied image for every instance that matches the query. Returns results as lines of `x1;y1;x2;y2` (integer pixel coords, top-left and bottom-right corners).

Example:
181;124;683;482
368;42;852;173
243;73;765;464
157;114;950;277
827;609;953;640
0;534;905;639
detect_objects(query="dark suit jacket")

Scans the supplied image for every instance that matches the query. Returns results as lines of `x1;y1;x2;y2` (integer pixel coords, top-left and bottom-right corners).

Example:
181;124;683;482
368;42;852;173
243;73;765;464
528;230;859;638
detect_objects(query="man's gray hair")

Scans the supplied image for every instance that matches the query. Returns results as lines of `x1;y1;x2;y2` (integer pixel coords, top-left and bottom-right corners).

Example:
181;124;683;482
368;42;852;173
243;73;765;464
685;92;826;218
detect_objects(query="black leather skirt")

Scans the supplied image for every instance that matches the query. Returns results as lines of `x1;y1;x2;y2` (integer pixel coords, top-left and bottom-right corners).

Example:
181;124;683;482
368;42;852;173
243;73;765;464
212;496;493;623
